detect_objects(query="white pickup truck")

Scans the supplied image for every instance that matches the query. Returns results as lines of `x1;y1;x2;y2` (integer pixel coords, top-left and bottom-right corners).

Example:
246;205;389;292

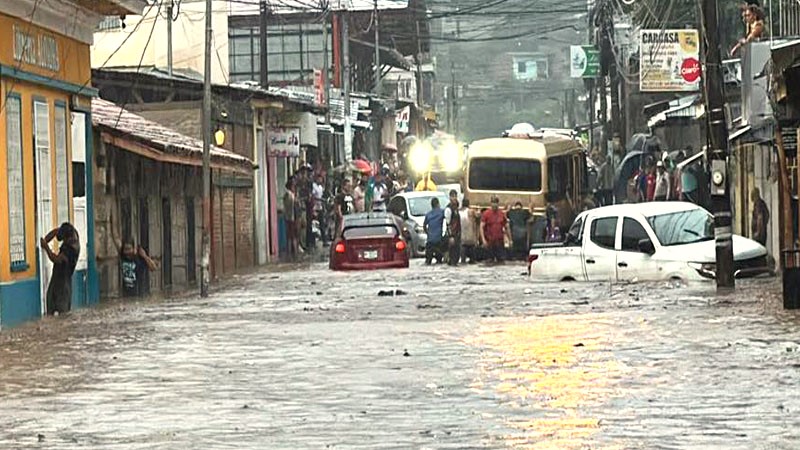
528;202;771;282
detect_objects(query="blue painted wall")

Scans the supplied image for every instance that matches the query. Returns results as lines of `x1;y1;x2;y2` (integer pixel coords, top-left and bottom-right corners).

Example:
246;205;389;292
0;278;41;328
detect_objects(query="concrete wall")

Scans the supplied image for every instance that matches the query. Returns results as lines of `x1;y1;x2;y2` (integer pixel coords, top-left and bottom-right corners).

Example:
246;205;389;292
91;0;230;84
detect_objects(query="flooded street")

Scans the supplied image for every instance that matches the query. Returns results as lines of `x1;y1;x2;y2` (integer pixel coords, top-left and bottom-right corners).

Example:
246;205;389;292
1;261;800;449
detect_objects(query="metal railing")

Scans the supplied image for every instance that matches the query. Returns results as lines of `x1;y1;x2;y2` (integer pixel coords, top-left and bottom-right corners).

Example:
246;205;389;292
773;0;800;37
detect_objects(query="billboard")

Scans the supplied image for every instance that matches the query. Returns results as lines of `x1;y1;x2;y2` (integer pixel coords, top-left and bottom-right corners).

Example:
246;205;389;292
570;45;600;78
267;127;300;157
640;29;701;92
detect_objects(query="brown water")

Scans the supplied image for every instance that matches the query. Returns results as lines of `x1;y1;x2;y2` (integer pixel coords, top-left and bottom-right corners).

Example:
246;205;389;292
1;262;799;449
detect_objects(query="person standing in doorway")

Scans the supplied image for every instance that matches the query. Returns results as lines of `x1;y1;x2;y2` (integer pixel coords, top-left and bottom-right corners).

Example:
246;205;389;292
444;189;462;266
423;197;446;265
40;222;80;315
110;209;157;297
480;196;510;264
751;187;770;246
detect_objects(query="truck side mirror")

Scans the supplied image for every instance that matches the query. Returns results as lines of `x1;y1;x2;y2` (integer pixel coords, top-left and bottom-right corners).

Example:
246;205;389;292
638;238;656;255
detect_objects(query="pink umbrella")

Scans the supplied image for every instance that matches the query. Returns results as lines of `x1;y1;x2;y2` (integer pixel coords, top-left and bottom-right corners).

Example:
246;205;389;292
352;159;373;175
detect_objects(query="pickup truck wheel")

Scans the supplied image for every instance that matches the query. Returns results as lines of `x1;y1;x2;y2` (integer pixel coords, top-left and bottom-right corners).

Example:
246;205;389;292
560;276;576;282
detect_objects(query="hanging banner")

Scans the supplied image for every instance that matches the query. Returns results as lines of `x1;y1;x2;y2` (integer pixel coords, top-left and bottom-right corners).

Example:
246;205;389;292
640;29;701;92
313;69;325;106
396;106;410;134
267;127;300;157
570;45;600;78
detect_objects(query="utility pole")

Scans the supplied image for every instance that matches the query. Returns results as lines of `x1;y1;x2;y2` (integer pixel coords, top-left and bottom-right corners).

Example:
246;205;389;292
700;0;735;289
373;0;380;95
323;8;331;120
343;5;352;161
451;62;457;134
259;0;268;87
166;0;173;76
415;20;423;109
201;0;212;298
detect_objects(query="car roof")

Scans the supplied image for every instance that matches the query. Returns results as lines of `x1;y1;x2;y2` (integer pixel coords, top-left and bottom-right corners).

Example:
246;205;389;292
579;201;702;219
343;212;400;227
393;191;449;200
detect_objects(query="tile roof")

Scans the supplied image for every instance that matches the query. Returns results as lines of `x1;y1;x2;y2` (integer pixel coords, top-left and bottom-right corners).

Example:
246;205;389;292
92;98;254;171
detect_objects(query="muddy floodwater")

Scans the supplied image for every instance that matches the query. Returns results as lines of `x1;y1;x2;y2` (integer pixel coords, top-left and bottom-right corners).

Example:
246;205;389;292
1;261;799;449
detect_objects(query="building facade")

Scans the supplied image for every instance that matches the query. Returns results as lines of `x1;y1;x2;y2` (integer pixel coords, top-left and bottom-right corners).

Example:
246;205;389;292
0;0;146;328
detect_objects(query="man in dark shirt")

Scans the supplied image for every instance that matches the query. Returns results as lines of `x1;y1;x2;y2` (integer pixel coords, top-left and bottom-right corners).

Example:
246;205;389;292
507;201;531;259
120;241;157;297
334;178;355;236
41;222;80;315
423;197;445;265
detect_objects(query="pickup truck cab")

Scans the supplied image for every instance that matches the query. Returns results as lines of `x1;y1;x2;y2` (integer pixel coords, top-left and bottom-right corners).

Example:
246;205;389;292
528;202;770;282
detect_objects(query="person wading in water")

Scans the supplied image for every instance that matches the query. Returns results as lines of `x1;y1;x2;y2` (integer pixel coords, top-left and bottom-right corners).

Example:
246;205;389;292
40;222;80;315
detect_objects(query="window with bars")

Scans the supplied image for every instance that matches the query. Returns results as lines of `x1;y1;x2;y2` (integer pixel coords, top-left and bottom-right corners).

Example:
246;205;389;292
228;24;331;83
97;16;123;32
6;95;26;270
54;104;70;225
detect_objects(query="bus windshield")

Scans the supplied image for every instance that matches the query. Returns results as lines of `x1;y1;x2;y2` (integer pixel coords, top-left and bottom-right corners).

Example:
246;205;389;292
468;157;542;192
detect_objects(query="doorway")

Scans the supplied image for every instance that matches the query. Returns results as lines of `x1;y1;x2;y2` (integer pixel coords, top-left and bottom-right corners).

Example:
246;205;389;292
186;197;196;284
139;198;151;295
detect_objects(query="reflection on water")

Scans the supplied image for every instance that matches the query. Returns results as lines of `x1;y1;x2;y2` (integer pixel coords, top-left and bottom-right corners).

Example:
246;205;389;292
466;315;630;449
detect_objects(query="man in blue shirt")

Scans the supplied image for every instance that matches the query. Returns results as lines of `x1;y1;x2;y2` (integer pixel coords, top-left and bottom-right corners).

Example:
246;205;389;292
423;197;445;265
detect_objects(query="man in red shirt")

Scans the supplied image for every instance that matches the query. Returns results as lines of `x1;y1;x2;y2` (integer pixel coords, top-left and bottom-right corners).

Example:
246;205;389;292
480;196;510;263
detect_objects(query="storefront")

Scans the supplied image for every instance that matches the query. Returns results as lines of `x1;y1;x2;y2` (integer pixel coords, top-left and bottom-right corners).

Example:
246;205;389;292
0;0;145;328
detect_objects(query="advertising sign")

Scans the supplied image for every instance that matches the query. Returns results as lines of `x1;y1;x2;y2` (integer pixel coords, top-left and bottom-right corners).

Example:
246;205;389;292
570;45;600;78
640;29;701;92
396;106;410;134
267;127;300;157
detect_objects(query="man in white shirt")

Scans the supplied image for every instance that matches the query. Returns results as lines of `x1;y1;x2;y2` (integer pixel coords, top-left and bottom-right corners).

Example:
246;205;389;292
654;160;671;201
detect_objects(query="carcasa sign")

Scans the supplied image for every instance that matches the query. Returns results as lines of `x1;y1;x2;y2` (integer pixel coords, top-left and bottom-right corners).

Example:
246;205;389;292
640;29;701;92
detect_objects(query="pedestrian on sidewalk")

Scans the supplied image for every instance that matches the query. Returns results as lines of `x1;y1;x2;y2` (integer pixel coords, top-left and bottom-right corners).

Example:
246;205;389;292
751;187;770;246
283;179;299;258
444;189;462;266
654;160;671;201
480;196;509;264
423;197;445;265
334;178;355;237
40;222;80;315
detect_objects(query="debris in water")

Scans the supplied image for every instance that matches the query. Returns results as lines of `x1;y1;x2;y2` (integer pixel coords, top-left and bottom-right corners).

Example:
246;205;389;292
403;349;411;357
574;343;585;347
37;434;45;442
524;288;533;295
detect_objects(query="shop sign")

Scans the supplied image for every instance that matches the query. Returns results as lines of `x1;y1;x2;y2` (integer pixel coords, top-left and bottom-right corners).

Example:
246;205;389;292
640;29;701;92
396;106;410;134
570;45;600;78
13;25;59;72
268;127;300;157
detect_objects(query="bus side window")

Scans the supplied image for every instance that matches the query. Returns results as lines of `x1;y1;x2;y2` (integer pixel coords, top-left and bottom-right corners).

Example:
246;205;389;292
547;155;569;201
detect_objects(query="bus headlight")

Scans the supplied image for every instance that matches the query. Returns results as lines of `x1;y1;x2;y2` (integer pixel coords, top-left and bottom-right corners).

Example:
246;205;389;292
440;142;462;172
409;141;432;174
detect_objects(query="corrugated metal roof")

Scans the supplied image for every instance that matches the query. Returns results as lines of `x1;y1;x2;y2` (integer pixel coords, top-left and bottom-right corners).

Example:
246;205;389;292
92;98;254;171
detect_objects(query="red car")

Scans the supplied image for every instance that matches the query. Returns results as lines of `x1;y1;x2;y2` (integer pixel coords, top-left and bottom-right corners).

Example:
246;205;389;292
330;212;410;271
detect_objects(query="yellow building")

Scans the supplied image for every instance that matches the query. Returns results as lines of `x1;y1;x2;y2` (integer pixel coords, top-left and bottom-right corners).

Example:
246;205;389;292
0;0;146;328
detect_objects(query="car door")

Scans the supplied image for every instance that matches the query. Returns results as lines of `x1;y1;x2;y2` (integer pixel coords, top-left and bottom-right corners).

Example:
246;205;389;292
616;216;661;282
582;215;620;282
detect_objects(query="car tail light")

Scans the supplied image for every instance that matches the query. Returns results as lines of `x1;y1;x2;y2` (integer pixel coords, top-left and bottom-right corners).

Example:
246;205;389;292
395;240;407;252
335;242;346;254
528;254;539;264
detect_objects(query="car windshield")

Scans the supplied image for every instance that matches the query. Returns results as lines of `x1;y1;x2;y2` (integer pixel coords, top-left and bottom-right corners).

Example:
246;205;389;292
343;225;398;239
646;208;713;246
408;196;448;217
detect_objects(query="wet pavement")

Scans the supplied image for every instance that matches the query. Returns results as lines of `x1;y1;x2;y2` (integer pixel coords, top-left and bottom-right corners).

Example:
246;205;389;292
1;260;799;449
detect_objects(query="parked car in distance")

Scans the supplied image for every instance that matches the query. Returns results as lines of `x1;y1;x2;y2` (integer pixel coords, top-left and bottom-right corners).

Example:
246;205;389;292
330;212;409;271
528;202;771;282
388;191;450;257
